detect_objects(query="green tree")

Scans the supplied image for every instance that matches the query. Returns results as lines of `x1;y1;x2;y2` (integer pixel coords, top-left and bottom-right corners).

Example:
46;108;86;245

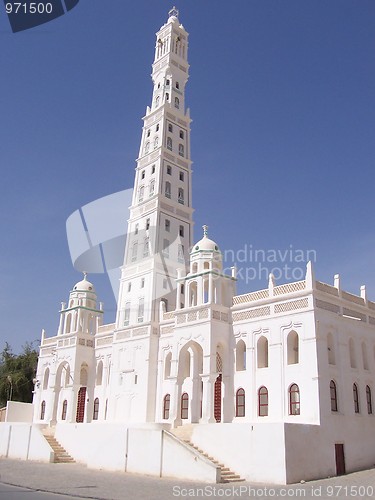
0;342;39;407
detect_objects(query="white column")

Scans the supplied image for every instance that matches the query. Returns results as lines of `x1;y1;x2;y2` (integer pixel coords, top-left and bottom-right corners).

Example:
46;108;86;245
200;374;216;423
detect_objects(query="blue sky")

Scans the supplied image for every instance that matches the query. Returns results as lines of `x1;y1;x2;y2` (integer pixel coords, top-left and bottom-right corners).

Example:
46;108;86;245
0;0;374;353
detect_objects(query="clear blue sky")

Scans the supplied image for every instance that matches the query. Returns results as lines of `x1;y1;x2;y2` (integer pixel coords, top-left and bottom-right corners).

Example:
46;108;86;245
1;1;374;353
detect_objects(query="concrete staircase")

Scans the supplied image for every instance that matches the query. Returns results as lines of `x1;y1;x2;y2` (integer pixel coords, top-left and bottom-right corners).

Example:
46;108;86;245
171;425;244;483
43;433;75;464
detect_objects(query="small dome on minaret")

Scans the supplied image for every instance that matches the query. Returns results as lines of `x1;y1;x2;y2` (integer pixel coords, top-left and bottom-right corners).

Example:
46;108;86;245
72;272;95;293
192;225;220;253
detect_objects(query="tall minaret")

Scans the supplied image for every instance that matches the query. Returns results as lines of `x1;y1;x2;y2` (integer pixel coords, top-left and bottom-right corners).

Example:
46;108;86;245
116;7;193;330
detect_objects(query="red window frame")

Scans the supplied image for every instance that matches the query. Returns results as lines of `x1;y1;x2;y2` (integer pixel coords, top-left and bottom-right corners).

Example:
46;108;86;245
258;386;268;417
181;392;189;419
61;400;68;420
330;380;338;412
163;394;170;420
366;385;373;415
353;383;360;413
93;397;100;420
40;400;46;420
235;388;245;417
289;383;300;415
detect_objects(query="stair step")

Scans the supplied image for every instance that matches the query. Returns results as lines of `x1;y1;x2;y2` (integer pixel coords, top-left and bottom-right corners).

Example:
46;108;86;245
44;434;75;464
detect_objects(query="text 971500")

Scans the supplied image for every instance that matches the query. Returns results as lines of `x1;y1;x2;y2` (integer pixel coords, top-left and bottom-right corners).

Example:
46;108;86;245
5;3;53;14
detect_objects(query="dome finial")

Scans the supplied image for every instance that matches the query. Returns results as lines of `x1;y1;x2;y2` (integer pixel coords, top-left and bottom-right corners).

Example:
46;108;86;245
83;271;88;281
168;6;179;19
202;225;208;237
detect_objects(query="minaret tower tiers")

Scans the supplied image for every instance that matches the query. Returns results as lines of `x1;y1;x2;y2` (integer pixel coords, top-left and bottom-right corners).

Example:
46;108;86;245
116;7;193;330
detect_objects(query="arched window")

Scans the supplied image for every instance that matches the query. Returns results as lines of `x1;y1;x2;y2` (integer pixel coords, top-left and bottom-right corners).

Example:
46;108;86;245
235;388;245;417
61;400;67;421
149;179;155;197
175;97;180;109
257;336;268;368
181;393;189;419
289;383;300;415
178;144;184;157
138;298;144;323
124;302;131;326
131;242;138;262
139;185;144;202
154;136;159;149
287;331;299;364
362;342;368;370
96;361;103;386
330;380;338;412
93;398;99;420
236;340;246;371
144;142;150;155
40;401;46;420
366;385;373;414
163;394;170;420
192;262;198;274
166;92;169;101
327;333;335;365
43;368;50;390
143;237;150;257
349;338;356;368
353;383;360;413
178;188;184;204
164;352;172;379
165;181;171;198
258;386;268;417
155;96;160;107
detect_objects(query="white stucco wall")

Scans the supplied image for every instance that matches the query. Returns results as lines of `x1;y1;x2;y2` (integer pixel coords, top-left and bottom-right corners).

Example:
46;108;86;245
55;423;218;482
0;423;53;462
5;401;34;423
191;423;287;484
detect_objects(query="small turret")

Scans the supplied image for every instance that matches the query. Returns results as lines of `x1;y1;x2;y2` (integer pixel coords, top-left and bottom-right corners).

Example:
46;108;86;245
58;273;103;335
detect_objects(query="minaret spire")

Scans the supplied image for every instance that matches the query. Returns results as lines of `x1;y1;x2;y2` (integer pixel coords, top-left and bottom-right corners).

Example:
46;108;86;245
168;6;179;19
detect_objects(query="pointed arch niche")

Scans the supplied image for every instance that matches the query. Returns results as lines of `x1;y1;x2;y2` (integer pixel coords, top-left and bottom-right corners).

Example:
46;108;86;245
257;336;268;369
236;339;246;371
176;341;204;424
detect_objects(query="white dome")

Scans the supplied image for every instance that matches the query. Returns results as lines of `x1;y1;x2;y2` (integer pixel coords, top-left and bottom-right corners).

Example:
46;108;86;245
73;274;95;292
192;226;220;253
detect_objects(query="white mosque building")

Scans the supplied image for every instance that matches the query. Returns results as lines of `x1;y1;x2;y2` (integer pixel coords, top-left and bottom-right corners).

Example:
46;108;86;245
4;7;375;484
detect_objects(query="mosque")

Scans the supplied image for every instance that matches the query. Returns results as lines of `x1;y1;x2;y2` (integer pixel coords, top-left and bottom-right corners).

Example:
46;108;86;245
13;7;375;484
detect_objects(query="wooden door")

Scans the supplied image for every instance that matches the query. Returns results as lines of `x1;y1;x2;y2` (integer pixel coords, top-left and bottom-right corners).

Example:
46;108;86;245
214;374;222;422
76;387;86;423
335;443;346;476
